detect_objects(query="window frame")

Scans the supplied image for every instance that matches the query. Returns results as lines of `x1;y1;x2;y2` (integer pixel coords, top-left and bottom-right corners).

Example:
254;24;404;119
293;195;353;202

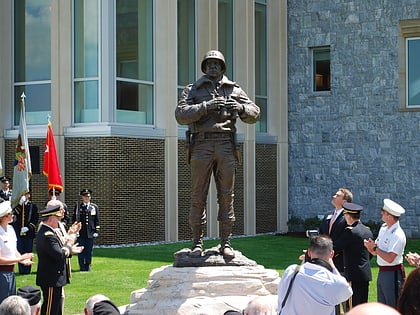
311;46;331;93
114;0;155;125
399;19;420;111
13;0;52;126
255;0;268;133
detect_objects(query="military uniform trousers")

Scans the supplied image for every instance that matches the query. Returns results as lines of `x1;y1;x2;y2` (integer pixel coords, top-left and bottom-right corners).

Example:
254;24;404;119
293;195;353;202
189;137;236;226
377;267;404;308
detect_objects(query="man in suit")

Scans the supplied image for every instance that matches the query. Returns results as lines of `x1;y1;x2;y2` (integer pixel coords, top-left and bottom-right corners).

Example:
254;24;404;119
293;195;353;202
36;202;83;315
73;189;100;271
319;188;353;271
334;202;373;309
319;187;353;314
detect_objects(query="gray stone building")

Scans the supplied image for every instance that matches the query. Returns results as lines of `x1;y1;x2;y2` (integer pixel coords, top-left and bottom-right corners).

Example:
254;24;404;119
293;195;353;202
287;0;420;237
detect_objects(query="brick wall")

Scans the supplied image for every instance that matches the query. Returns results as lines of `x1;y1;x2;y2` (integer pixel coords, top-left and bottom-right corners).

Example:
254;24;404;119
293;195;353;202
4;137;278;245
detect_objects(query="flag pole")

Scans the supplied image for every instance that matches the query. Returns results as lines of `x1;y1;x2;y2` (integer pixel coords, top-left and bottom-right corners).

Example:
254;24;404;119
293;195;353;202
20;93;26;235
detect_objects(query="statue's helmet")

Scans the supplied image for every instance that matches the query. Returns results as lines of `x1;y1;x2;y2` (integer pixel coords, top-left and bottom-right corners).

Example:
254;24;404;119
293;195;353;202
201;50;226;74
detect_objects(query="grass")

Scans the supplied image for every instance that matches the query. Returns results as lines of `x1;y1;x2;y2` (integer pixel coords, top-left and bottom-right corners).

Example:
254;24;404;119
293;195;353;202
16;234;420;315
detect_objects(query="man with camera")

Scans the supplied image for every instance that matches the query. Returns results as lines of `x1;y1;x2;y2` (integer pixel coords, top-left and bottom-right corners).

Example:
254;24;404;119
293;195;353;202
277;235;352;315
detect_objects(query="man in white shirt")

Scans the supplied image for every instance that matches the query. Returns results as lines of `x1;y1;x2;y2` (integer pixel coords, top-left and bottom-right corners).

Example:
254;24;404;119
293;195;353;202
364;198;406;308
277;235;352;315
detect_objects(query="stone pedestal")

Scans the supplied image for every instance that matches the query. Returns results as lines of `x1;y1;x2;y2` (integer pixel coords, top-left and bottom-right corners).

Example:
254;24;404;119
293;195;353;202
124;247;279;315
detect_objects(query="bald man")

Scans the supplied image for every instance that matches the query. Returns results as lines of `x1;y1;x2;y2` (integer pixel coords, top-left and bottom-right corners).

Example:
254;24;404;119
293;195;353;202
345;302;401;315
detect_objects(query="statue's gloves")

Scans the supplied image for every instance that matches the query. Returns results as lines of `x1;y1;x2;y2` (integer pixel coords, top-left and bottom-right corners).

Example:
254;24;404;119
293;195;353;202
202;97;226;113
226;98;244;115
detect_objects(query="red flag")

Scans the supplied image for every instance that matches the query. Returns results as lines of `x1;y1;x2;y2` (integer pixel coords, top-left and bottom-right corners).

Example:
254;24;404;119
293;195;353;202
43;121;63;192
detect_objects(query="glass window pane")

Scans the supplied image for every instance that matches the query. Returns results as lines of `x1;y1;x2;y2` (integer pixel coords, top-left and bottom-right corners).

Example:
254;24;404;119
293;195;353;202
74;81;99;123
14;84;51;125
313;48;331;92
255;2;267;96
218;0;233;78
74;0;99;78
116;81;153;124
116;0;153;81
255;1;267;133
255;97;267;133
177;0;195;88
14;0;51;82
407;38;420;107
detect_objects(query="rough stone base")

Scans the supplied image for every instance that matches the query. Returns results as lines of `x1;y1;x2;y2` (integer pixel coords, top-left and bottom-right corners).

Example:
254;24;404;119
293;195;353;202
124;249;279;315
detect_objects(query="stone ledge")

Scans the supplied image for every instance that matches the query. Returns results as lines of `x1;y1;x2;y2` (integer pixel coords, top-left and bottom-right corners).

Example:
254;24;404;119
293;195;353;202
125;251;279;315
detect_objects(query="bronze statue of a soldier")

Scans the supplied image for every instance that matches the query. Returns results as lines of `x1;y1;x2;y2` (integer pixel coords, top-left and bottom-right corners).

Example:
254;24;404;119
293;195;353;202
175;50;260;258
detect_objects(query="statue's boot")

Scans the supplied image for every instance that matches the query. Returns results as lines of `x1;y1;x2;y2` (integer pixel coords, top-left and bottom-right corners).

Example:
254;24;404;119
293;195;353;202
190;226;204;257
220;222;235;259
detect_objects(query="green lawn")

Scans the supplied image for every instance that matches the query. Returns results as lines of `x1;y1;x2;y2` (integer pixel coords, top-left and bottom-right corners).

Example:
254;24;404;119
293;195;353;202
16;235;419;315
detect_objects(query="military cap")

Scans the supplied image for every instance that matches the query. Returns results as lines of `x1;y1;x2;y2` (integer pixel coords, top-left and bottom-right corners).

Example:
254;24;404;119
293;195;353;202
0;176;11;183
48;188;62;195
80;189;92;197
382;198;405;217
17;286;41;306
223;311;242;315
93;300;120;315
343;202;363;214
39;204;62;217
0;201;12;217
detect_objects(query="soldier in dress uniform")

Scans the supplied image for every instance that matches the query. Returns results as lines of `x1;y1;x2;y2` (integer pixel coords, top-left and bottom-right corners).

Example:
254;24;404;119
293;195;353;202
364;198;406;308
46;188;70;227
0;176;13;201
73;189;100;272
36;203;83;315
334;202;373;309
12;190;39;274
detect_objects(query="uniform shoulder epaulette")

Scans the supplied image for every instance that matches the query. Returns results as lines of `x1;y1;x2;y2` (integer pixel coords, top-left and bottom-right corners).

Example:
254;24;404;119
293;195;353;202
44;231;54;236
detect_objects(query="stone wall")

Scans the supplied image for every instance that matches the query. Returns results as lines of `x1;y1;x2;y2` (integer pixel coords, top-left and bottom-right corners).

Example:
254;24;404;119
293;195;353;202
287;0;420;237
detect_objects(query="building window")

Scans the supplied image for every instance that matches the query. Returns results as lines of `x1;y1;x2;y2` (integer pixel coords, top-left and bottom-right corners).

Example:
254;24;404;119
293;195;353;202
116;0;154;125
218;0;234;79
177;0;195;98
74;0;100;123
406;38;420;107
255;0;267;133
312;47;331;92
14;0;52;126
400;19;420;109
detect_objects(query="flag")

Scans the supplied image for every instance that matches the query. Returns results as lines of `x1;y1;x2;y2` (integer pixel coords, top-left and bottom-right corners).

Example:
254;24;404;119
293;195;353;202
43;121;63;192
11;93;32;208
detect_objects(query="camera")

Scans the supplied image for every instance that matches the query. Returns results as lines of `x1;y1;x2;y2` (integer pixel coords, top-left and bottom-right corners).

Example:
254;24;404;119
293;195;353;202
305;229;319;238
303;230;319;263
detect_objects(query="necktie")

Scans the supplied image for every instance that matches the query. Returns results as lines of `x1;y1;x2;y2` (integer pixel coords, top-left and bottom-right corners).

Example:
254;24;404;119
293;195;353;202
329;211;338;233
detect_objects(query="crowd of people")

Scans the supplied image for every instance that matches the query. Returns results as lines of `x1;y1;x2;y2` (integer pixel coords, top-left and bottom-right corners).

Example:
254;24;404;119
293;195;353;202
275;187;418;315
0;174;101;315
2;181;420;314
